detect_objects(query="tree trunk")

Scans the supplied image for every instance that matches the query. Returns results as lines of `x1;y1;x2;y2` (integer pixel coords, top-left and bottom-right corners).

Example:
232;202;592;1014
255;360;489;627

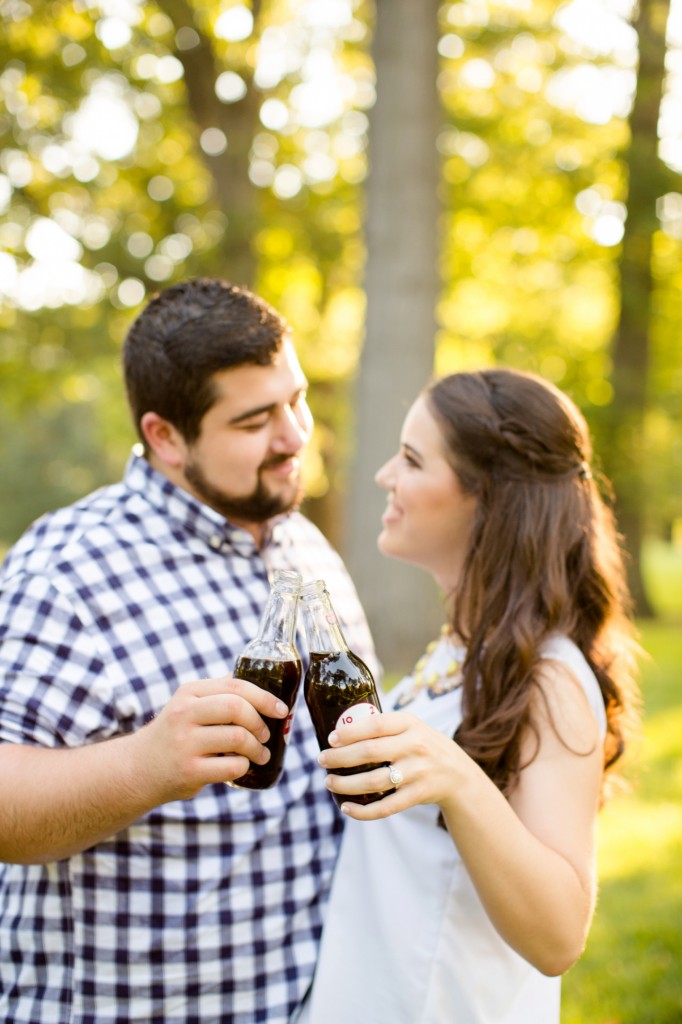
609;0;671;616
159;0;262;287
346;0;443;674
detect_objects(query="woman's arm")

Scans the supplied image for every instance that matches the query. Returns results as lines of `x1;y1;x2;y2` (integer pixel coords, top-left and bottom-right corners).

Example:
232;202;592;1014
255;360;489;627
319;661;603;975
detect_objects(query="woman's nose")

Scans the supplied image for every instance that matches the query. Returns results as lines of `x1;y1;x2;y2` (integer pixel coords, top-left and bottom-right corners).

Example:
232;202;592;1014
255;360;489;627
375;456;396;489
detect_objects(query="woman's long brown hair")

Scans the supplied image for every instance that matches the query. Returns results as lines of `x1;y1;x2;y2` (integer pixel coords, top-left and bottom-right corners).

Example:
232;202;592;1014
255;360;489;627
426;369;641;800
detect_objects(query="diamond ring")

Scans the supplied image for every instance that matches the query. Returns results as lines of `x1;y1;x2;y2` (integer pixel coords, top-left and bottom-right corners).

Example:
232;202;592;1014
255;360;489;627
388;766;404;788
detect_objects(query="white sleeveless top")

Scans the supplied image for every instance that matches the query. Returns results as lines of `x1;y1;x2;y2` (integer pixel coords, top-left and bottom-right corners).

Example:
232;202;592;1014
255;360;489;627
297;633;607;1024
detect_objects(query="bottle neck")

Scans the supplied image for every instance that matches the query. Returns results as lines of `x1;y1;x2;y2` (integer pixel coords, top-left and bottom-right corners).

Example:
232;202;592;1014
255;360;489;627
257;589;299;647
300;585;349;654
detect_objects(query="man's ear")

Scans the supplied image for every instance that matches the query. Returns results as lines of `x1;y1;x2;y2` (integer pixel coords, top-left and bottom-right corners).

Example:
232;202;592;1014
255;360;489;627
140;412;187;469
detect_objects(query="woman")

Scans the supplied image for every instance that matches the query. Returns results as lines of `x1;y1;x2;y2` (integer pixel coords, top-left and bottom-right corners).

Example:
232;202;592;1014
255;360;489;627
300;368;640;1023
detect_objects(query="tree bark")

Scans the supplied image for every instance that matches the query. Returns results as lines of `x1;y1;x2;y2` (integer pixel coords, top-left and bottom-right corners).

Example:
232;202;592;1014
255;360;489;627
158;0;262;286
346;0;443;673
609;0;671;615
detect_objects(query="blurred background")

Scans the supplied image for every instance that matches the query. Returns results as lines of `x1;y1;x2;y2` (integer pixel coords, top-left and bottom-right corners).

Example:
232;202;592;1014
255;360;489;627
0;1;681;1019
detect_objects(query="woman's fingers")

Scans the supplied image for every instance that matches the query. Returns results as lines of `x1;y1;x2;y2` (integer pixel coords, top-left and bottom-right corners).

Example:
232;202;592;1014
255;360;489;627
319;710;414;771
324;761;418;821
324;762;398;797
318;738;395;772
327;710;409;748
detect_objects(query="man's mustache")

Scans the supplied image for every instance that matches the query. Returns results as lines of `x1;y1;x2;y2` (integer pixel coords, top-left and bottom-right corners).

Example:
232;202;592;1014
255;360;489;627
260;453;299;470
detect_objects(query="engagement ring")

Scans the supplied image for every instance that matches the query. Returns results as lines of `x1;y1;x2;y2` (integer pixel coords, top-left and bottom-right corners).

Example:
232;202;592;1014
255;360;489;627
389;766;404;788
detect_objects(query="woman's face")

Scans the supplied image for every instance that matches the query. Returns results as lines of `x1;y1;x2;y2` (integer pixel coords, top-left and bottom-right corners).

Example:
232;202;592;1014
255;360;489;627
375;395;477;593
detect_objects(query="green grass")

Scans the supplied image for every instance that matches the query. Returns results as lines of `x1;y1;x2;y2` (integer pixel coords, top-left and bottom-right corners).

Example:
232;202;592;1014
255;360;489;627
562;621;682;1022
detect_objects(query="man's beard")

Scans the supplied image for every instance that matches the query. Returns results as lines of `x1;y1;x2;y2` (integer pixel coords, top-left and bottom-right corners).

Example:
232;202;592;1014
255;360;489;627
184;452;305;524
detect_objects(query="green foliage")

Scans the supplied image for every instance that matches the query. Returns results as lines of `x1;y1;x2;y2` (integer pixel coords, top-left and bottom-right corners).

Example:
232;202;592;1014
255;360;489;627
0;0;681;554
434;0;682;550
437;0;626;383
0;0;374;545
641;536;682;617
0;400;129;540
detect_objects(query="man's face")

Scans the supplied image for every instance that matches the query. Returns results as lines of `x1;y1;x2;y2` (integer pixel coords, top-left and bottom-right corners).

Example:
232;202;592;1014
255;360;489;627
179;341;313;529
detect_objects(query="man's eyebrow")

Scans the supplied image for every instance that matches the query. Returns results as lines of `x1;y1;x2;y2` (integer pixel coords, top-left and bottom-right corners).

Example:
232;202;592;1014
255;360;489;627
228;402;276;425
228;385;308;425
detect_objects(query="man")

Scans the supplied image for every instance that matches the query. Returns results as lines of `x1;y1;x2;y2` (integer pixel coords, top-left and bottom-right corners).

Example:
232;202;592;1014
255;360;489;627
0;279;378;1023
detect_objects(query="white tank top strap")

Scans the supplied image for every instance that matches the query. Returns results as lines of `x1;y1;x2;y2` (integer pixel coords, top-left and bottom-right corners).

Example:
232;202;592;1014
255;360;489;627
539;634;607;739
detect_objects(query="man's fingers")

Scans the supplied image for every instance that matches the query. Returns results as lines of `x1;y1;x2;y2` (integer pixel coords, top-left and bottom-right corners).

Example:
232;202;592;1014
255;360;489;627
189;675;289;719
196;724;272;765
190;692;270;740
201;753;253;785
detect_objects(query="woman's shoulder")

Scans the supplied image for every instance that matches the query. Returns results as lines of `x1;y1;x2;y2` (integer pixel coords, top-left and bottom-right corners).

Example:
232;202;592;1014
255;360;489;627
537;634;607;739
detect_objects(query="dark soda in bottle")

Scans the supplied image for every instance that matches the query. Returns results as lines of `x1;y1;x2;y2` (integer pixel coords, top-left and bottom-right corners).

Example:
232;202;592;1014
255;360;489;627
299;579;388;805
230;569;302;789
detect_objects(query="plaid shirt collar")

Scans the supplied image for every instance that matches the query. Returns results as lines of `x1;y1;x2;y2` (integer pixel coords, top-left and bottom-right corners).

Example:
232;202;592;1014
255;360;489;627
124;450;287;558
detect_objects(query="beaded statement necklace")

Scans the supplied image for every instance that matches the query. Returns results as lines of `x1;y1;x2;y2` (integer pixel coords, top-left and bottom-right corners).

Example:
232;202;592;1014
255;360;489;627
395;624;464;708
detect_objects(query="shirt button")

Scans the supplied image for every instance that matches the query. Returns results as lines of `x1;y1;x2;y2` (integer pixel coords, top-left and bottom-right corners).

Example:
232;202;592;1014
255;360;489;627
209;535;222;550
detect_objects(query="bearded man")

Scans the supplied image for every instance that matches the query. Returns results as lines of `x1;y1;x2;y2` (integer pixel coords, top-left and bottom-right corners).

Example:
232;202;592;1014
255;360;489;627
0;278;377;1024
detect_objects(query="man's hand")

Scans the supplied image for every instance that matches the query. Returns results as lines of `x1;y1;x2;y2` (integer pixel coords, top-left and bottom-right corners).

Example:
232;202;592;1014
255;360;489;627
0;675;288;864
139;675;289;801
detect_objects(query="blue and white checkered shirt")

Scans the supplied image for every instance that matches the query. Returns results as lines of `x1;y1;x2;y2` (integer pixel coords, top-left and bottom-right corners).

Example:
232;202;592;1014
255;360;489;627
0;452;378;1024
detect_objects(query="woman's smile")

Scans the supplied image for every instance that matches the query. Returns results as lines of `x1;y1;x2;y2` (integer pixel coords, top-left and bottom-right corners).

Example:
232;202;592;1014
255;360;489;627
374;395;477;592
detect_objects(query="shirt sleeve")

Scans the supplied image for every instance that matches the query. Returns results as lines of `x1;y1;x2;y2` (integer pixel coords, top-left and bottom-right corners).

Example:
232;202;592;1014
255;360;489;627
0;571;122;748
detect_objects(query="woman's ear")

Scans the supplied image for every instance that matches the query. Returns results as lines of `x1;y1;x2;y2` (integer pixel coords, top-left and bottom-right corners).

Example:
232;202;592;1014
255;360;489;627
140;411;187;469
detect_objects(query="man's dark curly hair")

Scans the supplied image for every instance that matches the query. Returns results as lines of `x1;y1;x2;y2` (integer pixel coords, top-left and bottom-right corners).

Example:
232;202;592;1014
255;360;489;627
123;278;290;445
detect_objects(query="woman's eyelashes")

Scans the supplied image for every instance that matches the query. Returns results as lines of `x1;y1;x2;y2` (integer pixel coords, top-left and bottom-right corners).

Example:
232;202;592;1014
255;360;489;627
401;447;421;469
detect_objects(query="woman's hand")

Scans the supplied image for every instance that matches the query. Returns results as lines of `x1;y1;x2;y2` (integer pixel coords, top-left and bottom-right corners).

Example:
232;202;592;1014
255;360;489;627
318;710;468;819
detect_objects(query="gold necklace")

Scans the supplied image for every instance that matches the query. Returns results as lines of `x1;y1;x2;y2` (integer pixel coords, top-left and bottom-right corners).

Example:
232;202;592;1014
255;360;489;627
395;625;464;707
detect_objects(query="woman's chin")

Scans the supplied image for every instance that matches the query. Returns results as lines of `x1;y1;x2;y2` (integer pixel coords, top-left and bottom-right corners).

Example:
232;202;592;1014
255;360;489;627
376;532;392;556
377;533;406;562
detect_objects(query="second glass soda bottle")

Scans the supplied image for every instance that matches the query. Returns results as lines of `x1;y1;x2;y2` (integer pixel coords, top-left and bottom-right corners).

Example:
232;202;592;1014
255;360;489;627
230;569;302;790
299;579;388;805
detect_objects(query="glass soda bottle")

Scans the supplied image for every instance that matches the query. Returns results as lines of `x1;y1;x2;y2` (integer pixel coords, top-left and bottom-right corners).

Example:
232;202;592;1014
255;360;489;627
299;579;388;805
230;569;303;789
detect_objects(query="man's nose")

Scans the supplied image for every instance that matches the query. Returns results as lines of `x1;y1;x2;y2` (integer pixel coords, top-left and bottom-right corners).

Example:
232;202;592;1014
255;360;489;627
272;405;311;452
